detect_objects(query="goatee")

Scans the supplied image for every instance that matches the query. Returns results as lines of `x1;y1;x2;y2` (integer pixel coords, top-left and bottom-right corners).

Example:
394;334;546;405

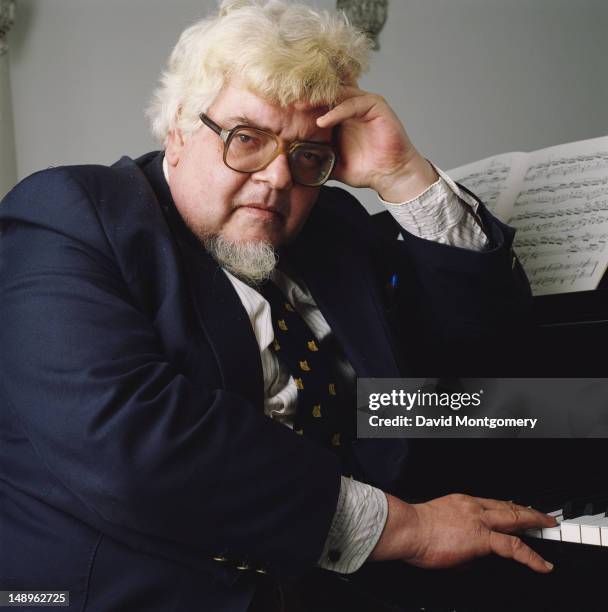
202;235;278;286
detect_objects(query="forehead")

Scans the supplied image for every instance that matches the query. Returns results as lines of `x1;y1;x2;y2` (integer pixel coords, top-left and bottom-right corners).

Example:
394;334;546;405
208;83;331;141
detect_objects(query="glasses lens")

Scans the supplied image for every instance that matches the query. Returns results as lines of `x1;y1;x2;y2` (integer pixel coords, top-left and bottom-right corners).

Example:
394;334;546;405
226;127;277;172
289;144;335;186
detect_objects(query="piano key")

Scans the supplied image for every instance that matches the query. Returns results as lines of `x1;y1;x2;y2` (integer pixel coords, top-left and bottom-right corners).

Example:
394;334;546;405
562;500;586;520
601;524;608;546
582;515;608;546
525;507;608;544
562;495;608;520
525;509;562;540
561;514;601;543
584;501;608;516
541;509;563;540
579;513;607;545
542;526;562;541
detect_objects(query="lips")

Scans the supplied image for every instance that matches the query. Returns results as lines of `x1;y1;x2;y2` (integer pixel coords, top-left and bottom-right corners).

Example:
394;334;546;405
239;204;283;219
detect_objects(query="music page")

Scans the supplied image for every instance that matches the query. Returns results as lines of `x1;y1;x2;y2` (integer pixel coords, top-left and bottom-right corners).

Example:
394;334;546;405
449;135;608;295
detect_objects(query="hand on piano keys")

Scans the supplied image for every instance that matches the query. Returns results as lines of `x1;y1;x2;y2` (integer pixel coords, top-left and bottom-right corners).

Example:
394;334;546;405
525;494;608;546
370;492;558;573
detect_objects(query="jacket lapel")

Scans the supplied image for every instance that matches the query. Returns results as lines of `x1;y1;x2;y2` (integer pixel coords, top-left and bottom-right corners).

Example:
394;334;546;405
141;153;265;411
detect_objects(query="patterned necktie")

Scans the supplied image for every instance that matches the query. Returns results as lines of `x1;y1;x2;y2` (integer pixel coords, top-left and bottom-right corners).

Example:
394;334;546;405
260;279;348;451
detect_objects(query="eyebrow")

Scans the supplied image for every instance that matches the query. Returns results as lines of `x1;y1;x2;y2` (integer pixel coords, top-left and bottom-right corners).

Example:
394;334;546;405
225;115;271;131
224;114;333;144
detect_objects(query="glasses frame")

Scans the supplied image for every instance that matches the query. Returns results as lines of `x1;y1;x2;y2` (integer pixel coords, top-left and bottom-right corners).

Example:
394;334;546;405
199;113;337;187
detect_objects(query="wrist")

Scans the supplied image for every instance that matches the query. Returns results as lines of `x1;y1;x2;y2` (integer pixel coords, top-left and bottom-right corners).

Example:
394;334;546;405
375;154;439;204
369;493;421;562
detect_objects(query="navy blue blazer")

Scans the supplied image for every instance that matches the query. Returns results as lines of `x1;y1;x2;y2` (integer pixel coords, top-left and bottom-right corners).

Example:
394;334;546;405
0;151;531;611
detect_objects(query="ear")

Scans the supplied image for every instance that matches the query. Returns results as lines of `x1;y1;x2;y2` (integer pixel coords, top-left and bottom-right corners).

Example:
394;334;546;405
165;128;185;168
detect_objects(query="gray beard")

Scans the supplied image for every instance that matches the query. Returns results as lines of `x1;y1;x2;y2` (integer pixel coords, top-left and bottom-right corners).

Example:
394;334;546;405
202;235;278;286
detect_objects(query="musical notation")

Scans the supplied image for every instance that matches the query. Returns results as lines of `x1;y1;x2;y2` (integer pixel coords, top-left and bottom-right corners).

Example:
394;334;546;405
512;177;608;210
511;201;608;223
447;155;514;217
449;135;608;295
514;214;608;235
521;259;598;290
524;152;608;183
515;233;608;255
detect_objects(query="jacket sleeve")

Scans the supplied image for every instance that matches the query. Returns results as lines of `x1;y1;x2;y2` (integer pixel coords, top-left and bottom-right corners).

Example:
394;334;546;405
0;168;341;578
394;197;532;376
325;185;533;377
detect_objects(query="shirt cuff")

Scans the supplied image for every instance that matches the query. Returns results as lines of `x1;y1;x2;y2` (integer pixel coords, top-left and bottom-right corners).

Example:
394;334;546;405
317;476;388;574
379;161;489;251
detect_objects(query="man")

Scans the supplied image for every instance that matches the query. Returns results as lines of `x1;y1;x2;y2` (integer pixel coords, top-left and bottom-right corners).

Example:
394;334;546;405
0;1;555;610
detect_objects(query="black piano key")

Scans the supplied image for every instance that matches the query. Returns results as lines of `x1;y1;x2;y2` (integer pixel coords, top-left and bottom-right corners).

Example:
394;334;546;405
562;494;608;519
583;502;608;517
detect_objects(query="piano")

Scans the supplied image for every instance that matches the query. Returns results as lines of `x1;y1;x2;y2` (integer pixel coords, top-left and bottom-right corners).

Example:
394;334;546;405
530;276;608;377
360;212;608;609
336;485;608;611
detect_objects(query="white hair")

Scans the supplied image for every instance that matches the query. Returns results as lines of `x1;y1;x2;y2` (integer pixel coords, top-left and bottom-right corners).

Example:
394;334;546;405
202;235;278;285
146;0;371;145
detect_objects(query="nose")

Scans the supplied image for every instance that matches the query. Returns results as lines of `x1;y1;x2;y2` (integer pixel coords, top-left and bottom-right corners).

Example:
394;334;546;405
252;153;293;190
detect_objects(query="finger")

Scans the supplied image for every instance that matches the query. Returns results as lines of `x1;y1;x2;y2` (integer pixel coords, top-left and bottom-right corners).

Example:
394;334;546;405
336;85;367;100
316;94;380;128
475;498;557;527
483;508;557;533
473;496;523;511
489;532;554;573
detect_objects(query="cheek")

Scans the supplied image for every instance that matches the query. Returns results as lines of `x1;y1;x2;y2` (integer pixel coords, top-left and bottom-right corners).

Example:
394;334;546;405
178;136;243;207
172;165;249;237
190;166;247;214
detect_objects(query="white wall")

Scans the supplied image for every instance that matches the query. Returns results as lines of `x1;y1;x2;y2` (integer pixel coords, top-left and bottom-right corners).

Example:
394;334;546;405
0;50;17;198
6;0;608;212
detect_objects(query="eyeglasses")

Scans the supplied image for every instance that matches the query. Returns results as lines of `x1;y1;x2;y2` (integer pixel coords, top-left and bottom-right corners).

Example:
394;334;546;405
199;113;337;187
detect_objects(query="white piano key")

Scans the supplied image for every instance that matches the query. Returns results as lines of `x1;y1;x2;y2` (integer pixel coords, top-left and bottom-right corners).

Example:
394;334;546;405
542;526;562;541
561;514;599;543
579;513;607;546
541;509;563;540
587;516;608;546
601;525;608;546
524;509;563;540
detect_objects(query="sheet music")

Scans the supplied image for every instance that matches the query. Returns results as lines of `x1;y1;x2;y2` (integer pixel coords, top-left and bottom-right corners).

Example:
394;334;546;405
447;152;527;222
509;138;608;295
449;135;608;295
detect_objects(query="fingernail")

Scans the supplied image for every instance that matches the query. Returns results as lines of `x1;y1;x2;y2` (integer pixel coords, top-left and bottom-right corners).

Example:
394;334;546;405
545;561;554;571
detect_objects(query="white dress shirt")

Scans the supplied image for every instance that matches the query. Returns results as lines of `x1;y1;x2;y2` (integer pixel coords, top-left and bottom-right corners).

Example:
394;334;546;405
163;157;488;574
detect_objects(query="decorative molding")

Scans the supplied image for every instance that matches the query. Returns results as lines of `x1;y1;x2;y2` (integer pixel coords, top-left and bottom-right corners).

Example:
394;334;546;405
337;0;388;50
0;0;16;56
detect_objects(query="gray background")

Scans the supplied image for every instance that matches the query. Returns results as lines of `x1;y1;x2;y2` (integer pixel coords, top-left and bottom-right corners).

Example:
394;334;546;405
5;0;608;212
